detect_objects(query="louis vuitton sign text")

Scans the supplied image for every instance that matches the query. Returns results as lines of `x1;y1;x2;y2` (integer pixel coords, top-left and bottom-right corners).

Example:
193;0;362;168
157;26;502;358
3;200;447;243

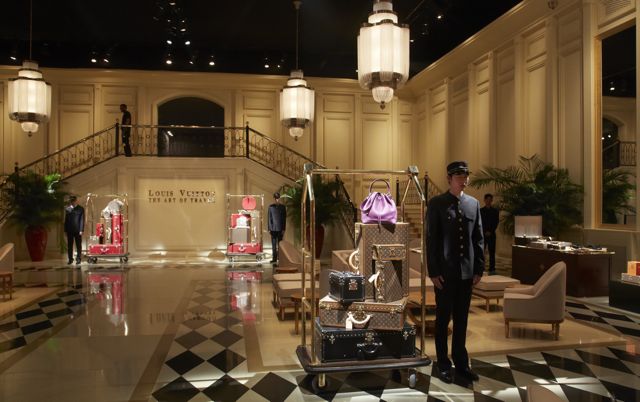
147;189;216;204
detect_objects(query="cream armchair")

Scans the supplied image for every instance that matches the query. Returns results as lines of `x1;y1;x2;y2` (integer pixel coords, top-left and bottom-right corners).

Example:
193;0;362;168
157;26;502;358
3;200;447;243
278;240;302;271
503;261;566;340
0;243;15;300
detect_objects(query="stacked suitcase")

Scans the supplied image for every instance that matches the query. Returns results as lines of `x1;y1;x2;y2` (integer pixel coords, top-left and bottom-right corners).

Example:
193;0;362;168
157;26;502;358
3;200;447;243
315;222;416;362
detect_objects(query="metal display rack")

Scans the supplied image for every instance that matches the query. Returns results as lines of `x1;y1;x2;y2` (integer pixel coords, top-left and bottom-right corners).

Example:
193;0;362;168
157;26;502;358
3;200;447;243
296;164;431;389
225;194;265;262
84;193;129;264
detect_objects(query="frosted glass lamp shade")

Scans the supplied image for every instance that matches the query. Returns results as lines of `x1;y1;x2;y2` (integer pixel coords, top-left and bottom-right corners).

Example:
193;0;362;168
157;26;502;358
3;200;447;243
357;0;409;108
280;70;315;140
8;60;52;135
289;127;304;140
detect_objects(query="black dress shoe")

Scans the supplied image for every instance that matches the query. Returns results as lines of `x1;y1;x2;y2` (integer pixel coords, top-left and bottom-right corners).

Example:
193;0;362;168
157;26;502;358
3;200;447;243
456;367;479;381
67;260;73;265
437;367;453;383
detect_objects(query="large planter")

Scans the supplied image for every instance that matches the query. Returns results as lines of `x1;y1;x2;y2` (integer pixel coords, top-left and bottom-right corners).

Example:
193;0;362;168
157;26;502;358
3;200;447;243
25;225;48;262
305;225;325;258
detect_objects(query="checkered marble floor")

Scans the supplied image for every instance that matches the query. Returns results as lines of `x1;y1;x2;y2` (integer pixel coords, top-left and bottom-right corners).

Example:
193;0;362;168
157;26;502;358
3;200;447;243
2;261;640;401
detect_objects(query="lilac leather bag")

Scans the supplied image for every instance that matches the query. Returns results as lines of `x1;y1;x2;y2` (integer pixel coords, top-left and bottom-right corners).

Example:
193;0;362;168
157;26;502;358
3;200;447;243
360;179;397;224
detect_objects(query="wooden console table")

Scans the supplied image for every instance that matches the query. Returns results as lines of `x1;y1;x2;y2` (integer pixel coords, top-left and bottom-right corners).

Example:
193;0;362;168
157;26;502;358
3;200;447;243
512;245;613;297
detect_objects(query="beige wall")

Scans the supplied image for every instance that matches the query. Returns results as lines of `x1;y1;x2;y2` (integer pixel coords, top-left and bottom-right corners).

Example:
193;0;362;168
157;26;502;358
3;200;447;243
2;0;640;261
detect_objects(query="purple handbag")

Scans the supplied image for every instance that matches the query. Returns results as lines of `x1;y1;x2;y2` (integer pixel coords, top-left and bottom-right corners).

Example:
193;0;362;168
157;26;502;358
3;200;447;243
360;179;397;224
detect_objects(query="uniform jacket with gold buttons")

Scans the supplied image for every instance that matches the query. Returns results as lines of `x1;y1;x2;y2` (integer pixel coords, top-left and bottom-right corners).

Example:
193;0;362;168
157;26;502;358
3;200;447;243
426;192;484;280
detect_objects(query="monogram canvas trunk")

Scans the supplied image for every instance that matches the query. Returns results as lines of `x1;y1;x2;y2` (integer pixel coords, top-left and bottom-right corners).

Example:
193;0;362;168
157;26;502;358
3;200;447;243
354;223;410;299
318;295;407;331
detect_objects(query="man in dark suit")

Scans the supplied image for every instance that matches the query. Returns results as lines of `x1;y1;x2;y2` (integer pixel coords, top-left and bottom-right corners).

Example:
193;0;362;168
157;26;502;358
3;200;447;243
426;161;484;383
268;192;287;263
480;193;499;274
64;195;84;265
120;103;132;157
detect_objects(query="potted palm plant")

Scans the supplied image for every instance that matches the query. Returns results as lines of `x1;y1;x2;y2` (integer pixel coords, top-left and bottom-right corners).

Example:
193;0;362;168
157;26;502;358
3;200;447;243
602;167;636;224
281;175;343;257
0;171;67;261
469;155;583;239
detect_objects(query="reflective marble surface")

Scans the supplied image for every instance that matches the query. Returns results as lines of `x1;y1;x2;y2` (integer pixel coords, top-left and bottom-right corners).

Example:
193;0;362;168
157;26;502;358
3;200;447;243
0;259;638;401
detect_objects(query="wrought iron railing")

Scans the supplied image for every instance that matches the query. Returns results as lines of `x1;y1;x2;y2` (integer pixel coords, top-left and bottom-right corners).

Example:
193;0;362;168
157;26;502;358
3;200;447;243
335;175;358;244
0;124;360;235
620;141;636;166
397;174;442;205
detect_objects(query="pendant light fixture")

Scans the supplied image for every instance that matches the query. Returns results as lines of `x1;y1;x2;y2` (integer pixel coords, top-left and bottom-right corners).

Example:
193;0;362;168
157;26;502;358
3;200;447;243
357;0;409;109
280;0;314;141
8;0;52;136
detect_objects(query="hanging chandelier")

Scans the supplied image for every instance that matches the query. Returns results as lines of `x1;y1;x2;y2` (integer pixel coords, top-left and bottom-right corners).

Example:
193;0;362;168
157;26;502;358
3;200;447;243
280;1;314;141
8;0;51;136
357;0;410;109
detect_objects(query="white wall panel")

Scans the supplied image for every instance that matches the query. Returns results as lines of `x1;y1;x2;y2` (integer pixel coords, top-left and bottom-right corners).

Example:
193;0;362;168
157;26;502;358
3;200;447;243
324;116;353;169
59;107;94;147
362;118;391;169
525;65;547;158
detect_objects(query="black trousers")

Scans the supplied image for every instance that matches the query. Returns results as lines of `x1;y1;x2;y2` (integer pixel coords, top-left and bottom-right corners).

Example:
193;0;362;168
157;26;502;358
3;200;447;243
122;129;132;157
270;231;283;261
485;233;496;271
66;232;82;262
434;277;473;370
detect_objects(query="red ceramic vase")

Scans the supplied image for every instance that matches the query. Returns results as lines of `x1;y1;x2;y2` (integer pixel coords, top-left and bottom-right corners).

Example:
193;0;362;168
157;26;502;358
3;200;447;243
305;225;325;258
25;225;48;262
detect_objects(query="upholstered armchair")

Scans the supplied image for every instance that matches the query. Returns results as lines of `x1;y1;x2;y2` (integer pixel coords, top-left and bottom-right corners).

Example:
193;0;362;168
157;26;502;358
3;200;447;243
503;261;566;340
277;240;302;271
0;243;15;300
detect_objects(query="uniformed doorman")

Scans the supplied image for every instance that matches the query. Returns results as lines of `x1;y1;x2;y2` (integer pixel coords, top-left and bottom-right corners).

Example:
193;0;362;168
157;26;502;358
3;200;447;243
426;161;484;384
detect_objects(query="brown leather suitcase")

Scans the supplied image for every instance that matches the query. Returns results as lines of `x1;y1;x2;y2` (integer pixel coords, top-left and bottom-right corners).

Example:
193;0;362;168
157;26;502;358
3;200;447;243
354;223;409;299
318;295;407;331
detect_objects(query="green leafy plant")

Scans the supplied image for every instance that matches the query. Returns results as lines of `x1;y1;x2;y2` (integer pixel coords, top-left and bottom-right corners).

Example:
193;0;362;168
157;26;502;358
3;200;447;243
469;155;583;238
0;171;67;231
280;175;342;234
602;167;636;224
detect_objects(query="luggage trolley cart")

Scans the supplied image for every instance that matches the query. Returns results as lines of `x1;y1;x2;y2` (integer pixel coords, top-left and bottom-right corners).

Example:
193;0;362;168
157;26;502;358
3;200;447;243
296;164;431;390
84;193;129;264
225;194;265;263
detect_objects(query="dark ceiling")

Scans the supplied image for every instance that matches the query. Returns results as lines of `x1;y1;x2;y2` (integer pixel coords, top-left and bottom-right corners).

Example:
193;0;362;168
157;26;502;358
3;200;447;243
1;0;522;79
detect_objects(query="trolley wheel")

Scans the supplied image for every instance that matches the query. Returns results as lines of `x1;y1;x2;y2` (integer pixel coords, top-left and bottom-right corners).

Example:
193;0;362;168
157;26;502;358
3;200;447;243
120;257;128;263
229;256;236;263
312;374;327;390
408;370;417;388
256;254;262;261
89;257;98;264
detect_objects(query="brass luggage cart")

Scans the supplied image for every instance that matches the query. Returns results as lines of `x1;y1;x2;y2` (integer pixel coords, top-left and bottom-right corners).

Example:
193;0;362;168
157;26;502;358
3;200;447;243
296;164;431;389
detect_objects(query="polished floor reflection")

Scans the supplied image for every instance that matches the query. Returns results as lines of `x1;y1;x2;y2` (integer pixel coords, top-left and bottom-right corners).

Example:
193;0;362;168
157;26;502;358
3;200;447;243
0;260;639;401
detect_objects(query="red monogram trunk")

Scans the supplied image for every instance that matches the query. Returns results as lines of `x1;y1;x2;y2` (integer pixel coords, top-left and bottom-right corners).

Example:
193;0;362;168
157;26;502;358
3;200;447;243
88;244;124;255
227;243;262;254
111;214;124;244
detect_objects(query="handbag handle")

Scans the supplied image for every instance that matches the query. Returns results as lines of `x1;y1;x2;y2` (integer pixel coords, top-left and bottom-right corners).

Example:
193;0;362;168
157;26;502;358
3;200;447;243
348;250;360;274
346;312;371;330
368;179;391;195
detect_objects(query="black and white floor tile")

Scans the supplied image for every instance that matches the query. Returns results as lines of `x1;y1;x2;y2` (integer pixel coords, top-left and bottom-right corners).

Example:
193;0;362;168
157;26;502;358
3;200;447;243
3;261;640;401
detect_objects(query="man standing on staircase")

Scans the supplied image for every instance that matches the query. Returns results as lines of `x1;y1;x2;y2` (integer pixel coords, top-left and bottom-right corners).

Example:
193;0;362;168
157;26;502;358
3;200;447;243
268;192;287;264
120;104;132;157
426;161;484;384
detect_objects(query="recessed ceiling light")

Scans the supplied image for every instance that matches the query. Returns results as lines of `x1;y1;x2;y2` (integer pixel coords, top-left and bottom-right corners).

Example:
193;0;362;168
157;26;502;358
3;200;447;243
209;60;215;66
10;56;17;61
90;58;97;63
410;39;414;43
264;63;270;69
610;86;615;91
180;28;186;32
166;39;173;45
189;60;194;65
437;14;443;20
103;58;109;63
185;40;191;45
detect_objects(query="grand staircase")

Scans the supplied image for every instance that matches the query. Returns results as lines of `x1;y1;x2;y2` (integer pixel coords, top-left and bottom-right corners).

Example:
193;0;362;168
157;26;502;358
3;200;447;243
1;124;442;245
